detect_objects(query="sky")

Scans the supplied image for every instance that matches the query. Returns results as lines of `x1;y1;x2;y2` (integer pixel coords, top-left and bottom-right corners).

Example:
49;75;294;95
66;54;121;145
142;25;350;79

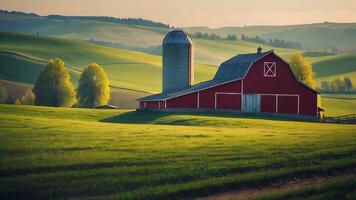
1;0;356;28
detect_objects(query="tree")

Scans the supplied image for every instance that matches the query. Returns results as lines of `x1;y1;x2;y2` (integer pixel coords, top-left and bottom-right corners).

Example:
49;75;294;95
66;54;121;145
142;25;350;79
20;89;36;105
320;81;330;91
289;53;316;89
330;77;345;92
0;83;8;104
226;34;237;41
33;58;76;107
77;63;110;108
14;98;22;105
344;77;353;92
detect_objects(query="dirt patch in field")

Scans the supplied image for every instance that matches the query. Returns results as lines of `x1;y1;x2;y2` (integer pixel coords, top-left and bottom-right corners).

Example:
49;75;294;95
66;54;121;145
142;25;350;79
197;170;356;200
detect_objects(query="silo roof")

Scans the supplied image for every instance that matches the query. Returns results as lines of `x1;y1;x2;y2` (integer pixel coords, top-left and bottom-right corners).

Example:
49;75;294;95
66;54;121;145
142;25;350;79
163;30;193;44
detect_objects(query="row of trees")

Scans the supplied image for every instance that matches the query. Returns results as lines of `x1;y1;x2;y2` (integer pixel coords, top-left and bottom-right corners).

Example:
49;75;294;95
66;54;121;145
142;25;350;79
241;34;302;49
321;77;353;92
0;58;111;108
87;39;162;55
193;32;237;41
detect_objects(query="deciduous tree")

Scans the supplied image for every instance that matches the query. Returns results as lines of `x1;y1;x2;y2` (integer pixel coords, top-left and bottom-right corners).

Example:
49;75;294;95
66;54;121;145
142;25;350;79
20;89;36;105
290;53;316;89
33;58;76;107
0;83;8;104
77;63;110;108
344;77;353;92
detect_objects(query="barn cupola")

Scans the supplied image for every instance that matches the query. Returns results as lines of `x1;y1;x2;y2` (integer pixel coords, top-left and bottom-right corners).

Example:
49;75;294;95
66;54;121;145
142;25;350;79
162;30;194;93
257;46;263;54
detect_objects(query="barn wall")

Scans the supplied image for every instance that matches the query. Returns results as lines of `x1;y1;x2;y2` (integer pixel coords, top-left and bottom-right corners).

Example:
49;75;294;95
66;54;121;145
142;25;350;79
199;80;241;109
260;95;276;113
139;102;144;109
145;101;160;108
216;94;241;109
244;53;317;116
277;96;298;114
297;85;317;116
166;92;198;108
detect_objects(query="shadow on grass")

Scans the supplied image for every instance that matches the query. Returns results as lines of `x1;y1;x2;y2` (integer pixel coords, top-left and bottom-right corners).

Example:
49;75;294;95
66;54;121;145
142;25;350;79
100;110;319;125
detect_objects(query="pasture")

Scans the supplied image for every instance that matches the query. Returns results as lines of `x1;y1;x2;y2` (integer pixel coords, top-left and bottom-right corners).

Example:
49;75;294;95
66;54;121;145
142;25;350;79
0;104;355;199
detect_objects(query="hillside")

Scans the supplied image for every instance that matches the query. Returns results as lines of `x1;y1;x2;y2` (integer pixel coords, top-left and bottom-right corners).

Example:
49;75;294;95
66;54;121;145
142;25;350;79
1;11;356;108
185;23;356;51
1;11;355;81
0;32;216;92
0;104;356;199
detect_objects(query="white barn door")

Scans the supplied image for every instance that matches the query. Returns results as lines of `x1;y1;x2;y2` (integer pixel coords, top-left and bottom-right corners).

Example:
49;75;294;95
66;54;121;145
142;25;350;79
243;94;261;113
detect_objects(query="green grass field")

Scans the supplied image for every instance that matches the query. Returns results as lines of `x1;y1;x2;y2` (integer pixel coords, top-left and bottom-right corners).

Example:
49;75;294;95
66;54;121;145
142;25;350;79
0;104;355;199
320;94;356;116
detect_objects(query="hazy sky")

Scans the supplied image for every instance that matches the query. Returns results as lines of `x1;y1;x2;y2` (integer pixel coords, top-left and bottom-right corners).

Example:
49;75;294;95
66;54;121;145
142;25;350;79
1;0;356;27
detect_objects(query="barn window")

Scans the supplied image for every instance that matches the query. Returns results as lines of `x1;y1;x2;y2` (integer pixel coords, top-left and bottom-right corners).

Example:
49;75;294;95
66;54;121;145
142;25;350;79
264;62;276;77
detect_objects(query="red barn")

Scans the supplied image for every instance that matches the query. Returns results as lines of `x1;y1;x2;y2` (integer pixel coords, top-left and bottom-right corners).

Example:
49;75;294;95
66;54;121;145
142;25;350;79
138;31;322;117
139;49;322;117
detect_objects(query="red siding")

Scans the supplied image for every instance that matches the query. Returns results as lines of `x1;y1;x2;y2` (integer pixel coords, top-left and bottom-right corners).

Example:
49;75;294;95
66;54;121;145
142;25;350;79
167;92;198;108
243;52;317;116
278;96;298;114
139;102;144;109
216;94;241;109
261;95;276;113
199;80;241;109
146;101;159;108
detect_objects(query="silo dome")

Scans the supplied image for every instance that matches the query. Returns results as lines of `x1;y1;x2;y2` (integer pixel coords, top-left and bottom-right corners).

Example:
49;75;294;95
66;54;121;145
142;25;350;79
162;30;194;93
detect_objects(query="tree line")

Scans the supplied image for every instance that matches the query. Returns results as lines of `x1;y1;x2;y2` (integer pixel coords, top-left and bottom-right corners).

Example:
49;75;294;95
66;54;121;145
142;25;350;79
0;58;111;108
241;34;303;49
320;77;353;92
86;39;162;55
193;32;304;49
0;9;171;29
193;32;237;41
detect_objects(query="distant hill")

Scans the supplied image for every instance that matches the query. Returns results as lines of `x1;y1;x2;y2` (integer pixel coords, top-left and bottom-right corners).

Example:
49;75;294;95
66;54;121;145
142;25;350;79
1;10;356;52
0;10;355;107
184;23;356;52
0;9;171;28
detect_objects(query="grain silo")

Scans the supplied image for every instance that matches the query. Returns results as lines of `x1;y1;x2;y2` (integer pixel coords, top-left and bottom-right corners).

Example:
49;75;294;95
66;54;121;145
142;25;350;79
162;30;194;93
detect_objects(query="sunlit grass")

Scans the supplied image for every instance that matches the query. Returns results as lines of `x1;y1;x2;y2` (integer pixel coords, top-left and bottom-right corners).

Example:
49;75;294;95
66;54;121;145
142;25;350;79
0;104;355;199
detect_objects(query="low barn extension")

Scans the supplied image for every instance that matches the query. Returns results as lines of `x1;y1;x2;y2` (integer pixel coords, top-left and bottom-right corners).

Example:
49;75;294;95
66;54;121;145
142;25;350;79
138;30;322;117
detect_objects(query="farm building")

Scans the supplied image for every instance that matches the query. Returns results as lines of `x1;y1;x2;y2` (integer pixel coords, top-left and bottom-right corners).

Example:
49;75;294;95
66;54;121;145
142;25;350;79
138;30;322;117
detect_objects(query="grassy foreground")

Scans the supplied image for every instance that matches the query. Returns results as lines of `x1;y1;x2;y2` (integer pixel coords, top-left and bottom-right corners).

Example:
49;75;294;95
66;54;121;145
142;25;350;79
0;105;355;199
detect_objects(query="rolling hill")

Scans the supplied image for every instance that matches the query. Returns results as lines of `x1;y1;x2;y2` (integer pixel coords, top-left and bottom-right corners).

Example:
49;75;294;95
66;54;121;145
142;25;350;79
0;32;216;93
1;11;356;109
184;23;356;51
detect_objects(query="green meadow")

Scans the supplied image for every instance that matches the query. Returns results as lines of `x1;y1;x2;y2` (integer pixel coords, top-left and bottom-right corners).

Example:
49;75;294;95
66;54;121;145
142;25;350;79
0;104;356;200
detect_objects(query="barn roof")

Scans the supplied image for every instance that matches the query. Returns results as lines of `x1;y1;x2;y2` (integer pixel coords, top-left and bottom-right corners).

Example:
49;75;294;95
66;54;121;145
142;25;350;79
139;51;274;101
139;79;224;101
214;50;272;80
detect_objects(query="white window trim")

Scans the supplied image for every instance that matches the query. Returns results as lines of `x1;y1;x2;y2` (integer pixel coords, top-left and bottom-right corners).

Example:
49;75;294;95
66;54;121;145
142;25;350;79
215;92;242;109
197;92;200;108
264;62;276;77
259;93;299;115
